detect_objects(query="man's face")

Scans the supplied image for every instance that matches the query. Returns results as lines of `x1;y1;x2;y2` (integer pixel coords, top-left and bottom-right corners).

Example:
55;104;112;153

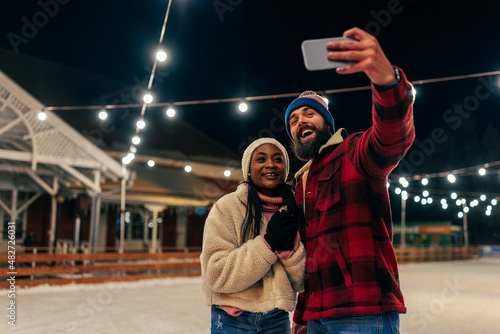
289;106;331;160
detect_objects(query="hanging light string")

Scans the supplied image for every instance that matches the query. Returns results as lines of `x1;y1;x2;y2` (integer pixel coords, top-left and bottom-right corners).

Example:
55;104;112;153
389;160;500;217
43;70;500;112
123;0;173;164
390;160;500;182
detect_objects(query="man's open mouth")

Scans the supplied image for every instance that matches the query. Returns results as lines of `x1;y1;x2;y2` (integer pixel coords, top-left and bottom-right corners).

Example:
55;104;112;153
300;129;314;139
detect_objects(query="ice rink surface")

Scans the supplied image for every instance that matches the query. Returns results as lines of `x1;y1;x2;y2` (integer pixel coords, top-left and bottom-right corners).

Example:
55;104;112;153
1;258;499;334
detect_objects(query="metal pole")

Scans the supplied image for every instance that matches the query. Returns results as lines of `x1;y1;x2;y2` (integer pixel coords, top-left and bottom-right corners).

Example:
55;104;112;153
119;177;126;254
401;194;407;249
462;203;469;247
89;171;101;253
89;195;101;253
48;177;59;254
74;216;81;248
151;209;159;254
143;211;150;252
11;189;18;227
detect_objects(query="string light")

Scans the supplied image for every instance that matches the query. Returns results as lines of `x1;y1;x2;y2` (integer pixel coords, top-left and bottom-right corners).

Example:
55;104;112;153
45;71;500;113
451;192;458;200
480;194;486;201
479;168;486;175
166;107;176;118
147;160;155;167
421;178;429;186
38;111;47;121
156;49;167;62
136;118;146;130
224;170;231;177
98;109;108;120
238;102;249;113
131;136;141;145
184;165;192;173
399;177;409;188
447;174;456;183
143;93;153;104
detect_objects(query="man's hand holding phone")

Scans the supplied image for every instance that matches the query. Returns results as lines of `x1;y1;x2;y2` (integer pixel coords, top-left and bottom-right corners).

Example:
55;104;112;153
302;27;396;86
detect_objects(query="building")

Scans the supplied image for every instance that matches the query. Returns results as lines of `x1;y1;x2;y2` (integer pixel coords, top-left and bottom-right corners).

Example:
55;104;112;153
0;48;242;254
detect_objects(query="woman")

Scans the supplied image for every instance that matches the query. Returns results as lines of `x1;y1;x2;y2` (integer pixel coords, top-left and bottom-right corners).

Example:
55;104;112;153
201;138;306;333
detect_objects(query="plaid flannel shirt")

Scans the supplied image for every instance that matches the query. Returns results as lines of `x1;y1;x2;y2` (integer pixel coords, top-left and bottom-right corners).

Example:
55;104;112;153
293;67;415;323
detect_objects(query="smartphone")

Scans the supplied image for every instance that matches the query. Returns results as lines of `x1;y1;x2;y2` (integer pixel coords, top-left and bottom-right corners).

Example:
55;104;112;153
301;37;357;71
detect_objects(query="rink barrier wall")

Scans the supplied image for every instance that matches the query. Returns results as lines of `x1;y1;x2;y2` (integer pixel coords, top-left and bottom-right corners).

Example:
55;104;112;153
0;250;202;288
394;246;480;263
0;247;480;288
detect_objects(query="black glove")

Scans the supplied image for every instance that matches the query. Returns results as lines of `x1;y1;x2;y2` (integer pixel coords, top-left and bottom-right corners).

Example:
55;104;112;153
264;210;297;252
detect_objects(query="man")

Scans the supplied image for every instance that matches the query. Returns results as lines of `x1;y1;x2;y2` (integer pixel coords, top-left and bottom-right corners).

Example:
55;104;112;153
286;27;415;333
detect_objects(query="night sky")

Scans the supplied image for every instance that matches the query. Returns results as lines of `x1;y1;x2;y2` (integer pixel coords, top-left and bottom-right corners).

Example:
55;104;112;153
1;1;499;242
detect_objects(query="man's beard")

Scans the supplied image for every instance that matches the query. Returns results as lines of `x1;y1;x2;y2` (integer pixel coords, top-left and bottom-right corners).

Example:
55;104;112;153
293;124;332;161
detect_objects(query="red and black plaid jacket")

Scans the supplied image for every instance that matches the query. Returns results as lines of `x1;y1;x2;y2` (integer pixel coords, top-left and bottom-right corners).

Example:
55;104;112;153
293;67;415;323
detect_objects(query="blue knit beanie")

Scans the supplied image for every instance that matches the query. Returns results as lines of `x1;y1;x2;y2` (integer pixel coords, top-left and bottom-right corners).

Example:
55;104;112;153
284;91;335;140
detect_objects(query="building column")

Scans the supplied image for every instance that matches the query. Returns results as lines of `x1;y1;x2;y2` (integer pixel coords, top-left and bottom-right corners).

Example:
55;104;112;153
176;207;188;250
89;195;101;253
145;205;166;253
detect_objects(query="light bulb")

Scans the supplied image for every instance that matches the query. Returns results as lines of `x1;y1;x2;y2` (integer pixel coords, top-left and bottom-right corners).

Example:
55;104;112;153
38;111;47;121
166;107;176;118
132;136;141;145
156;49;167;62
238;102;248;113
136;118;146;129
143;93;153;104
98;110;108;120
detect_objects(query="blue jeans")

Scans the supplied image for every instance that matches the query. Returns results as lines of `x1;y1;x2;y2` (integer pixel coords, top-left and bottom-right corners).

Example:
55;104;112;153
307;313;399;334
210;305;291;333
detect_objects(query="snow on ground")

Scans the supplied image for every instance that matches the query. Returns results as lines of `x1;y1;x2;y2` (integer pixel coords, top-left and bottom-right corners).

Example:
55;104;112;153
1;258;499;334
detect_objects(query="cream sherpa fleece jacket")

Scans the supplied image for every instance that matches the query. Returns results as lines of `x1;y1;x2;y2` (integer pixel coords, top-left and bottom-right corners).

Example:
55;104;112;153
201;184;306;313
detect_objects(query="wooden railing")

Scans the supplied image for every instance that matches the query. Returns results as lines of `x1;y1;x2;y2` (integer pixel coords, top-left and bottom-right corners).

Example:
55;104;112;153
394;246;480;263
0;247;480;289
0;251;201;289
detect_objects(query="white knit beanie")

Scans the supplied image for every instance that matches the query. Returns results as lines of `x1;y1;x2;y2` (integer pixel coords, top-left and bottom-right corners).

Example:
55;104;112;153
241;138;290;182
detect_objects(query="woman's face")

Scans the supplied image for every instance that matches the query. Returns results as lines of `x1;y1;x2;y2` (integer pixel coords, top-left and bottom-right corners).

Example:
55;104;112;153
249;144;285;196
